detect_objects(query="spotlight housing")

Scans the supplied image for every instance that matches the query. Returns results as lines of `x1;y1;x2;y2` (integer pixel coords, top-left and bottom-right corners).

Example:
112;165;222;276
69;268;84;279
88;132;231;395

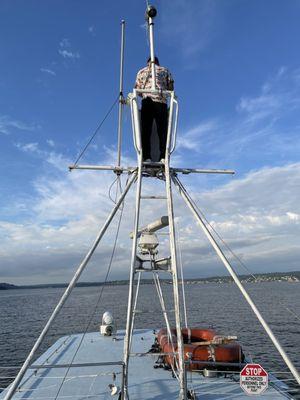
146;5;157;19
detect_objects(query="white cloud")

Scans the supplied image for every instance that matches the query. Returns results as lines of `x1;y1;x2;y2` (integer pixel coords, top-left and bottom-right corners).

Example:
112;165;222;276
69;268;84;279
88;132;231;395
16;142;40;153
1;144;300;284
0;115;37;135
176;67;300;164
58;38;80;59
58;49;80;59
177;119;218;151
59;38;71;48
40;68;56;76
47;139;55;147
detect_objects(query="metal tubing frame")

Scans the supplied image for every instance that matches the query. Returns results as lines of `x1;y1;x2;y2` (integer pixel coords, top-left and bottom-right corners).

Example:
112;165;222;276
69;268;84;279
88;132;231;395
130;90;142;154
172;175;300;386
164;117;187;398
176;220;188;329
129;271;142;350
70;164;234;175
148;16;156;90
117;20;125;167
123;154;143;398
3;172;137;400
152;272;179;378
170;97;179;154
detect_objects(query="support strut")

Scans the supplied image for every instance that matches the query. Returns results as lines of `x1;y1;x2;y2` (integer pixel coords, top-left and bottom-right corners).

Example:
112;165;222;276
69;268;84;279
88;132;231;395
3;172;137;400
172;174;300;386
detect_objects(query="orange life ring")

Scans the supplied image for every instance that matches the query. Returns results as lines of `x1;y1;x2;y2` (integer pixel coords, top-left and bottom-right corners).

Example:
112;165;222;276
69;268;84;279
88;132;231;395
157;328;243;371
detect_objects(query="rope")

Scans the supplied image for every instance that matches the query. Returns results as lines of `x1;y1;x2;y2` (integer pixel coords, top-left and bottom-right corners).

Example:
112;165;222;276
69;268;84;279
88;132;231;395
73;96;119;166
53;175;127;400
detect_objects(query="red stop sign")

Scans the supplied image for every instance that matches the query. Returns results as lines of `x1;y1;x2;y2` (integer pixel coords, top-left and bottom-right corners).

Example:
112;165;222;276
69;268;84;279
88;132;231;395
240;363;268;395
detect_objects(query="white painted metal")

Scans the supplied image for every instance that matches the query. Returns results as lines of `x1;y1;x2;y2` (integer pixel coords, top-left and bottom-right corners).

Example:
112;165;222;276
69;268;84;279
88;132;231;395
130;90;142;154
69;164;234;175
173;167;234;175
123;155;143;398
152;272;179;379
165;114;187;399
117;20;125;167
135;88;173;95
3;172;137;400
170;96;179;154
129;216;169;238
129;271;141;350
176;220;188;329
172;175;300;386
69;164;135;173
138;232;159;253
147;15;156;90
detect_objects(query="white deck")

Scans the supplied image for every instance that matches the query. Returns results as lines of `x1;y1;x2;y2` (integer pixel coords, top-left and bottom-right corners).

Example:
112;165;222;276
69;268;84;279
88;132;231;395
0;329;292;400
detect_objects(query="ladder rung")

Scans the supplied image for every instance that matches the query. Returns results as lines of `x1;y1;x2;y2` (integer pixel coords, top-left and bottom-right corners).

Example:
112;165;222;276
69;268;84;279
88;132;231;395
132;309;175;314
141;196;167;199
135;268;172;273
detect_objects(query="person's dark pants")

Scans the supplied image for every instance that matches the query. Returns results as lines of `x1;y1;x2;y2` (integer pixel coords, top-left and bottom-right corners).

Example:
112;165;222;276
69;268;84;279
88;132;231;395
141;97;168;160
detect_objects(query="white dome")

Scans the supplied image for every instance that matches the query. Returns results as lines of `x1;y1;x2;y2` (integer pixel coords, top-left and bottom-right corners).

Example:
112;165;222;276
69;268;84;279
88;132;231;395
102;311;113;325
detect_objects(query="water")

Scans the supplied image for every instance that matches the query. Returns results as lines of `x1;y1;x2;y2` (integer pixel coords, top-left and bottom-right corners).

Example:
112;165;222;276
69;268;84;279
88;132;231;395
0;282;300;394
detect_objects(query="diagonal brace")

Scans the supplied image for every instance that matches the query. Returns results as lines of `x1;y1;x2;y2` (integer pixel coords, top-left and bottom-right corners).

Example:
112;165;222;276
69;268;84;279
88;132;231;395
172;174;300;386
3;171;137;400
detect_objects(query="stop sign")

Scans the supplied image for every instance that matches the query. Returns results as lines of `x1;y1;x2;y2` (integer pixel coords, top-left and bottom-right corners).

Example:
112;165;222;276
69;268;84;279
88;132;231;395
240;363;268;395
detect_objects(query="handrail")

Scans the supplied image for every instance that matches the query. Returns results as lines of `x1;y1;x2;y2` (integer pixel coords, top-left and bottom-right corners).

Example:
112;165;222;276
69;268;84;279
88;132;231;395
129;95;139;154
129;89;178;160
170;97;179;154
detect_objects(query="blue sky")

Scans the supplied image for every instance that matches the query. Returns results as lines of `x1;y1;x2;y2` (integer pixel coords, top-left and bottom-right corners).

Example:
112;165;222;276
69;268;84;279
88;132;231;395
1;0;300;284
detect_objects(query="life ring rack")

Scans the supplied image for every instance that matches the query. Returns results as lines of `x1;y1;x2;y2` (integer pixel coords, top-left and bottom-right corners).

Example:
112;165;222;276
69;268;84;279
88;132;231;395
157;328;244;371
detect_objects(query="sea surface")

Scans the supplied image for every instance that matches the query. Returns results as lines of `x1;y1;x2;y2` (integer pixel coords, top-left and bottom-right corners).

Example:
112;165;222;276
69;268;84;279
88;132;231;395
0;282;300;395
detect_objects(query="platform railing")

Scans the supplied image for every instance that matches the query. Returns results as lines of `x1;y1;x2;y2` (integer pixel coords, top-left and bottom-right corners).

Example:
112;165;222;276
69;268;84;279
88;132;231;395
129;88;178;158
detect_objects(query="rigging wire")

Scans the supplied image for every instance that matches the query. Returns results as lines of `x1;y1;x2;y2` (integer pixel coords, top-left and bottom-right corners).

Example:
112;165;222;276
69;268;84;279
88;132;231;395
108;176;120;204
184;189;300;323
73;95;119;166
53;175;127;400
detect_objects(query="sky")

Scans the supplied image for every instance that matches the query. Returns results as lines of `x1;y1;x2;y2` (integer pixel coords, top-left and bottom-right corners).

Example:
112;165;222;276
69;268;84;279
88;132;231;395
1;0;300;284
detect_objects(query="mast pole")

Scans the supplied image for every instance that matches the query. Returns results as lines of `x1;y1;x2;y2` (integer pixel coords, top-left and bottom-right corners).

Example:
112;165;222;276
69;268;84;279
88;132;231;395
172;175;300;386
146;6;157;90
3;172;137;400
117;20;125;167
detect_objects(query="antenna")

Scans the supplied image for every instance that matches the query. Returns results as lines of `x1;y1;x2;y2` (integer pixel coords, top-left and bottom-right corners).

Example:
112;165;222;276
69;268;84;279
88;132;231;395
145;5;157;89
117;20;125;167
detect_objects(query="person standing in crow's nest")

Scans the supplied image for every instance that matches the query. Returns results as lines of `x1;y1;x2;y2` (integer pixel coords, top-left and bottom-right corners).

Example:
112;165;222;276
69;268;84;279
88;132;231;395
135;56;174;163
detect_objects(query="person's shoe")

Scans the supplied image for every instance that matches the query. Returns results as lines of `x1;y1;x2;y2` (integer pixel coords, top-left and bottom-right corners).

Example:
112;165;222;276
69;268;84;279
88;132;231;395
160;158;165;164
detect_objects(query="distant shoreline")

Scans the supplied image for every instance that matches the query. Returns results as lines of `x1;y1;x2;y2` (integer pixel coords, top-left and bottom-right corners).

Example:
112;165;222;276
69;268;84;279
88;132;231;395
1;271;299;290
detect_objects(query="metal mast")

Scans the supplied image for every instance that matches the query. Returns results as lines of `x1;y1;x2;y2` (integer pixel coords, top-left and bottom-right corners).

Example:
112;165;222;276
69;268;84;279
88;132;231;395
147;5;157;90
123;5;187;399
117;20;125;167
